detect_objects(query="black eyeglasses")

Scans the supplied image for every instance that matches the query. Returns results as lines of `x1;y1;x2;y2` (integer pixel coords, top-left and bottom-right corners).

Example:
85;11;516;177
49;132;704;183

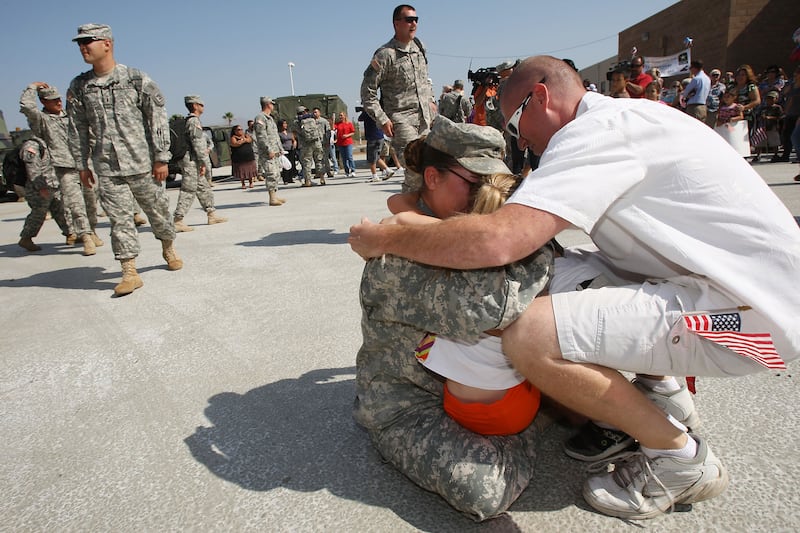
75;37;103;45
445;167;480;186
396;16;418;23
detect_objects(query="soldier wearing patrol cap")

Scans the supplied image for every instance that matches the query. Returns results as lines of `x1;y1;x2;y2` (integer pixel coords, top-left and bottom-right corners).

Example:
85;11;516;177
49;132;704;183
292;105;324;187
67;23;183;296
19;82;103;256
173;95;228;231
253;96;286;205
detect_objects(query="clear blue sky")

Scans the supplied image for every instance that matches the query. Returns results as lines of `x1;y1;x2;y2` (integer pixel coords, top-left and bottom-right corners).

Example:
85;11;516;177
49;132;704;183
1;0;678;131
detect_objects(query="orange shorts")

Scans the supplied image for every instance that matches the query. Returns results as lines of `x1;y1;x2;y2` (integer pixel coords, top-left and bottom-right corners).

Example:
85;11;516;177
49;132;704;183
443;381;541;436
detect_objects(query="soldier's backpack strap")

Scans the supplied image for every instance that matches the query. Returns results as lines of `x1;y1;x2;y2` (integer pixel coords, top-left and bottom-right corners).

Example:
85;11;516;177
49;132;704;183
413;37;427;64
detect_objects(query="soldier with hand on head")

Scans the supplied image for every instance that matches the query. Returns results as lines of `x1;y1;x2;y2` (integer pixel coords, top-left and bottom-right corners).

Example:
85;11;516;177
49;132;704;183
292;105;325;188
67;23;182;297
19;82;103;255
173;95;228;232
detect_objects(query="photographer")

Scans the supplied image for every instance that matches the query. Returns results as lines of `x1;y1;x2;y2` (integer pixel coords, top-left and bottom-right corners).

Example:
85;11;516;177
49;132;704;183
469;67;500;127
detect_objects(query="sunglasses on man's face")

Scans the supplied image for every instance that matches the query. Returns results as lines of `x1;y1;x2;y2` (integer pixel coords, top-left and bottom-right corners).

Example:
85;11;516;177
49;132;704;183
396;16;418;23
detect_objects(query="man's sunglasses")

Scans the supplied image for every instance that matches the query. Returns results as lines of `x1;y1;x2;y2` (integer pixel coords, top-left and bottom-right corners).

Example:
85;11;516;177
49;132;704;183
396;16;419;23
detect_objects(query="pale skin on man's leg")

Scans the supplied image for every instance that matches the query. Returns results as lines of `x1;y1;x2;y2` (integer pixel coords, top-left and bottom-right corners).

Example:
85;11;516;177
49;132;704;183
502;296;688;451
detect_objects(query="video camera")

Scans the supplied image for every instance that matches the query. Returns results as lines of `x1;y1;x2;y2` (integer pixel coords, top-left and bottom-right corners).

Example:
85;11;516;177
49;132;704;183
467;67;500;95
606;60;632;81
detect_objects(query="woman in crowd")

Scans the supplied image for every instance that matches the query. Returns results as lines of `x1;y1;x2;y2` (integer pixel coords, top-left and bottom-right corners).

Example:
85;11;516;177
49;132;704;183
228;125;257;189
733;64;761;136
277;118;297;184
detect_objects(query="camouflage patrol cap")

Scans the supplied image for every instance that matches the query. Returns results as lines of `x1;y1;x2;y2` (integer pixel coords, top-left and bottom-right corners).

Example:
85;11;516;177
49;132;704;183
184;95;204;106
426;116;511;175
453;79;464;89
260;96;275;106
496;60;515;72
766;90;779;99
296;105;307;114
38;86;61;100
72;23;113;41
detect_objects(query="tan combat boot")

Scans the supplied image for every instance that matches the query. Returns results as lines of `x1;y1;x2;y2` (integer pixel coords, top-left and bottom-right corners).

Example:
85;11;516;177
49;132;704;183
268;190;286;206
302;179;312;188
161;240;183;270
18;237;41;252
207;211;228;224
90;232;104;247
66;233;78;245
319;176;326;186
114;258;143;296
81;234;96;256
133;213;147;226
174;217;194;232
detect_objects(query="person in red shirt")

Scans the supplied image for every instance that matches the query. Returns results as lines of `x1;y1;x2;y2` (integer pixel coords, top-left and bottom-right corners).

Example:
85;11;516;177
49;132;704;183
334;111;356;177
626;56;653;98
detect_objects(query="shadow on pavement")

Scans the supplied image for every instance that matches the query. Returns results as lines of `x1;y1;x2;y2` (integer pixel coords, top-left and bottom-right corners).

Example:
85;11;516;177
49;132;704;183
0;264;163;292
185;367;586;531
238;229;348;247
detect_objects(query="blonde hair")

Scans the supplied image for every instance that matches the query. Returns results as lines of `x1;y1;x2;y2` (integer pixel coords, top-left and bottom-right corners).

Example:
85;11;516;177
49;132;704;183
470;173;522;214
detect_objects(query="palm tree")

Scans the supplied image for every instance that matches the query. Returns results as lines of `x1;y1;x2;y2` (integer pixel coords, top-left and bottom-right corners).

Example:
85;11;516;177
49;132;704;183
223;112;234;126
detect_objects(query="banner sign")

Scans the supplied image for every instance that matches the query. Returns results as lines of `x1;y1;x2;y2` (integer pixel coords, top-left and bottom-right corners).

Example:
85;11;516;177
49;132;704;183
645;49;692;78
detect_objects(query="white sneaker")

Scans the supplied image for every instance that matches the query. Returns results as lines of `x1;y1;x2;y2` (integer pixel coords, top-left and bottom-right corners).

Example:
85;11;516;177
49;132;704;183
583;434;728;520
368;176;380;183
382;169;395;180
633;379;701;430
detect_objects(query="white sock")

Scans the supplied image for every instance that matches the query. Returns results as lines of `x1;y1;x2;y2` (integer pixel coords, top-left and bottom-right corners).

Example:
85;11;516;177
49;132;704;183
636;375;681;394
641;433;697;459
371;173;377;180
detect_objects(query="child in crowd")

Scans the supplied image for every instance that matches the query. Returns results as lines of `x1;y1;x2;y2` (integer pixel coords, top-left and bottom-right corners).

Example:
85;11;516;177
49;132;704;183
644;81;666;104
714;90;750;156
753;90;784;161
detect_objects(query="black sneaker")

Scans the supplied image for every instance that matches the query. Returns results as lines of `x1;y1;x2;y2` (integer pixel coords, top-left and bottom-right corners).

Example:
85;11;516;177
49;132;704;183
564;422;636;461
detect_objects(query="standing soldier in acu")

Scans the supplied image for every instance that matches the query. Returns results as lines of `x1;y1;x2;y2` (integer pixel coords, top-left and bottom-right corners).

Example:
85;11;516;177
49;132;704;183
253;96;286;205
67;23;182;297
361;4;435;192
173;95;228;232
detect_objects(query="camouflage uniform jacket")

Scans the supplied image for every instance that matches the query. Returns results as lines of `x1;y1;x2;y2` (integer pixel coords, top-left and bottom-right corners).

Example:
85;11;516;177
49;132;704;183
184;113;212;172
316;117;331;145
355;247;554;520
253;111;281;158
19;85;76;169
67;64;171;177
20;137;60;191
292;113;321;148
438;90;472;123
360;37;434;128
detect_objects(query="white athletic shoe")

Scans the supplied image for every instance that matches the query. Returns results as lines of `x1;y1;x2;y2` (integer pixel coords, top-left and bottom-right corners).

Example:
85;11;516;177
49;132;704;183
583;434;728;520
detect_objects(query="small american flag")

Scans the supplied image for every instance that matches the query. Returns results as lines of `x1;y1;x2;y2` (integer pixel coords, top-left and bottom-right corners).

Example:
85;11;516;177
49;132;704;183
750;126;768;148
683;312;786;370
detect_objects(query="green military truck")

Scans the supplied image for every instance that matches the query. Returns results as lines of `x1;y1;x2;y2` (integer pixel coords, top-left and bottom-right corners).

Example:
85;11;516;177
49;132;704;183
272;94;348;125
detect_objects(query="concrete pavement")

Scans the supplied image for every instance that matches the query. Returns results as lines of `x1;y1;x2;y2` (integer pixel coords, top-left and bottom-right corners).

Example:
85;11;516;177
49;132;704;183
1;158;799;532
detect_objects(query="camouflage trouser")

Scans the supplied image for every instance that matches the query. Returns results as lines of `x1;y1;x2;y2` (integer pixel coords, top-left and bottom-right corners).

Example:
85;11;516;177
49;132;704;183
355;250;553;520
56;167;91;237
175;160;215;219
83;183;99;230
257;154;280;192
299;142;324;180
96;172;175;261
20;184;69;239
391;110;431;193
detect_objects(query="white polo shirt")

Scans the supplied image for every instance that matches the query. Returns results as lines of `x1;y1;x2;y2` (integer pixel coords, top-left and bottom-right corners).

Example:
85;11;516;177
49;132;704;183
507;91;800;360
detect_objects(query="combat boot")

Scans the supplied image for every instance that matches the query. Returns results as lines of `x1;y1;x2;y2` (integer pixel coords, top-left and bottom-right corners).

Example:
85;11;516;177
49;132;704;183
161;240;183;270
174;217;194;232
81;234;96;256
66;233;78;245
114;258;143;296
302;179;312;187
18;237;41;252
133;213;147;226
90;232;104;247
319;176;327;186
268;190;286;206
207;211;228;224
